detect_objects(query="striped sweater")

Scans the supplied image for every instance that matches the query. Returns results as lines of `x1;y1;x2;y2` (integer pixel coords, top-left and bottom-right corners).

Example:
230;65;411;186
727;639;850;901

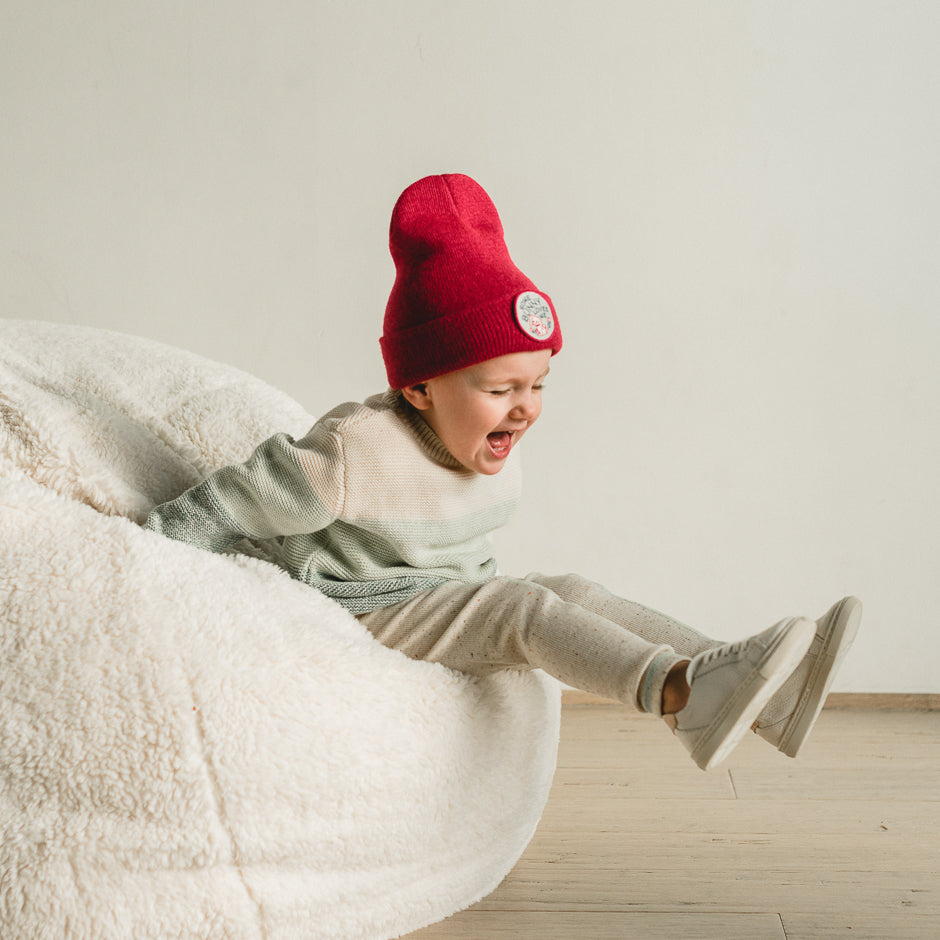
144;391;521;613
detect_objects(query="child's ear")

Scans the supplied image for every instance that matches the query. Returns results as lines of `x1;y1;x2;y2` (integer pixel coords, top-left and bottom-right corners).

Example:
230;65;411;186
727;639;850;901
401;383;432;411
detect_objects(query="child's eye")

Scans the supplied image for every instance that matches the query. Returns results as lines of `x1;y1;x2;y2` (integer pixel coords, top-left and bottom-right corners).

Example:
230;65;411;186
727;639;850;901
486;384;545;396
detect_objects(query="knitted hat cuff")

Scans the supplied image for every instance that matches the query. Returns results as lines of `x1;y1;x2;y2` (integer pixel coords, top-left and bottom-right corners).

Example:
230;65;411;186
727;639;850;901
381;289;560;389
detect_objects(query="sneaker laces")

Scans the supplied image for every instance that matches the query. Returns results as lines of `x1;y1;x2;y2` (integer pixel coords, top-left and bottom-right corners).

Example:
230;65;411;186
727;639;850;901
693;637;750;671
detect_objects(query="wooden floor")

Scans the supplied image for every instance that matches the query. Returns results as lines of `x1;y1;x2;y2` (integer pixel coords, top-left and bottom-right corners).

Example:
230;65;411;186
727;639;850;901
406;703;940;939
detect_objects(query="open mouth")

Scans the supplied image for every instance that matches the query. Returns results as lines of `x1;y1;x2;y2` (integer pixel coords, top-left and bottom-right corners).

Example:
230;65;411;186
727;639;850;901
486;430;513;459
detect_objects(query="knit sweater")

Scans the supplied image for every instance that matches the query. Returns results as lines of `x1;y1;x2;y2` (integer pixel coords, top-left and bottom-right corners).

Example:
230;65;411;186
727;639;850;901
144;391;521;613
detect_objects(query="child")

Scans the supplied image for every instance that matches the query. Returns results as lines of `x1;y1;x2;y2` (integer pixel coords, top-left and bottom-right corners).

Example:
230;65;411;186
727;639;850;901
145;173;861;771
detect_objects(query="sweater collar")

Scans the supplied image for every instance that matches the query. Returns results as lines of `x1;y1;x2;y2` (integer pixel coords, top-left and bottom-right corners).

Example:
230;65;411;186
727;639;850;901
384;389;469;472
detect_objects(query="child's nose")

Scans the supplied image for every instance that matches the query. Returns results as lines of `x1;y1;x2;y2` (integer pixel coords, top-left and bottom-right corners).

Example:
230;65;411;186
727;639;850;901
511;392;541;421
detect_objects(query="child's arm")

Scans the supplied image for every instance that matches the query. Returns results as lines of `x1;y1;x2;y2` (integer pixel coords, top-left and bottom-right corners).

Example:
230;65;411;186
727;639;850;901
144;429;343;554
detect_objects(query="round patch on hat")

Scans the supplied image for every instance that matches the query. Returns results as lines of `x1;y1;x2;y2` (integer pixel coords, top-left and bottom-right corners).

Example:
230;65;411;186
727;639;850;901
514;291;555;341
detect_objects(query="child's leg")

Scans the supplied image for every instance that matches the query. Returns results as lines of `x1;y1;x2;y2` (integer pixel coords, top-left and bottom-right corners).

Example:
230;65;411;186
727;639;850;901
358;576;689;716
360;576;817;770
526;572;721;659
529;575;863;761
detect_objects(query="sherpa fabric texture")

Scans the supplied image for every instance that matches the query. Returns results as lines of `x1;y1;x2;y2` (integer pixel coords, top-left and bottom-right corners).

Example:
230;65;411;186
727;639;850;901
0;319;561;940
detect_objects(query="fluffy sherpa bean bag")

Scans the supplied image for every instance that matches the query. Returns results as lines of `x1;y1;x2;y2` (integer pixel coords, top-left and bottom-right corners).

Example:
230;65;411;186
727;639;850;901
0;319;560;940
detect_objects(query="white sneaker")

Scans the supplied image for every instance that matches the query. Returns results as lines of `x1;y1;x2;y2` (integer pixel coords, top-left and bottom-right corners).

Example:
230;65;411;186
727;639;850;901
668;618;815;771
754;596;862;758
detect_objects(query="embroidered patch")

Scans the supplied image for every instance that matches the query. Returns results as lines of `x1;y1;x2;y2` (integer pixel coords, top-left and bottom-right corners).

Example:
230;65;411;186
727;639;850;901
514;291;555;341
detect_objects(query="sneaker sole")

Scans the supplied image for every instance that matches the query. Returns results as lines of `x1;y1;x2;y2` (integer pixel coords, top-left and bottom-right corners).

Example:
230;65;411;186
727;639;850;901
776;596;862;758
693;618;816;771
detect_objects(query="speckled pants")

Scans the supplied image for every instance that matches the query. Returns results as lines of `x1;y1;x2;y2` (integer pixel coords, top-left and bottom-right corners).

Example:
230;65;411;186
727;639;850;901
357;572;720;716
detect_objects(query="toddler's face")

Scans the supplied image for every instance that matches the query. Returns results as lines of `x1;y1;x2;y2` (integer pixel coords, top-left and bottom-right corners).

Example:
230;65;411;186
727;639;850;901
402;350;551;475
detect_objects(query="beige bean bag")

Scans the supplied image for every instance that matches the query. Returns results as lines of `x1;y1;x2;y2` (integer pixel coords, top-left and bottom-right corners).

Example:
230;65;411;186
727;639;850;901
0;319;560;939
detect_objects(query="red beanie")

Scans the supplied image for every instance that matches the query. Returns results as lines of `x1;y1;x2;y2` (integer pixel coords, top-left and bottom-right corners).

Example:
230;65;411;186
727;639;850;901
380;174;562;389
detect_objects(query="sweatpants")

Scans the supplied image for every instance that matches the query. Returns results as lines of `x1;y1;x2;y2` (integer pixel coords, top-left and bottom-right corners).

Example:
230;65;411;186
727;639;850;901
357;572;721;716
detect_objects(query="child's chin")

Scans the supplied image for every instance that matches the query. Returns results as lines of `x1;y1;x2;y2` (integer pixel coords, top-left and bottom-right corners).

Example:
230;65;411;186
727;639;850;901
475;455;508;475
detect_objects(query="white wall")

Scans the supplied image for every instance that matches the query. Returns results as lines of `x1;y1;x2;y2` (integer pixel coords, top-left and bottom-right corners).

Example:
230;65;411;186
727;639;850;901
3;1;938;692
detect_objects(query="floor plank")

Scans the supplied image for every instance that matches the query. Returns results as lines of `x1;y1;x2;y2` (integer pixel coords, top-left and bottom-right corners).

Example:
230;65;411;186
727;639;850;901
782;912;939;939
408;910;786;939
474;867;940;916
538;795;936;835
522;828;936;871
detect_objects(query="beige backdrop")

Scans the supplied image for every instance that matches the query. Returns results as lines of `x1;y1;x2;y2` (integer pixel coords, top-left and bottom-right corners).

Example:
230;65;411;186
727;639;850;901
3;1;938;692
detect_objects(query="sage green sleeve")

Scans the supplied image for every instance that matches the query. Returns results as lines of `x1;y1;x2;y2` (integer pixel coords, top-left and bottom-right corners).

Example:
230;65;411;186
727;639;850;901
144;427;345;553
